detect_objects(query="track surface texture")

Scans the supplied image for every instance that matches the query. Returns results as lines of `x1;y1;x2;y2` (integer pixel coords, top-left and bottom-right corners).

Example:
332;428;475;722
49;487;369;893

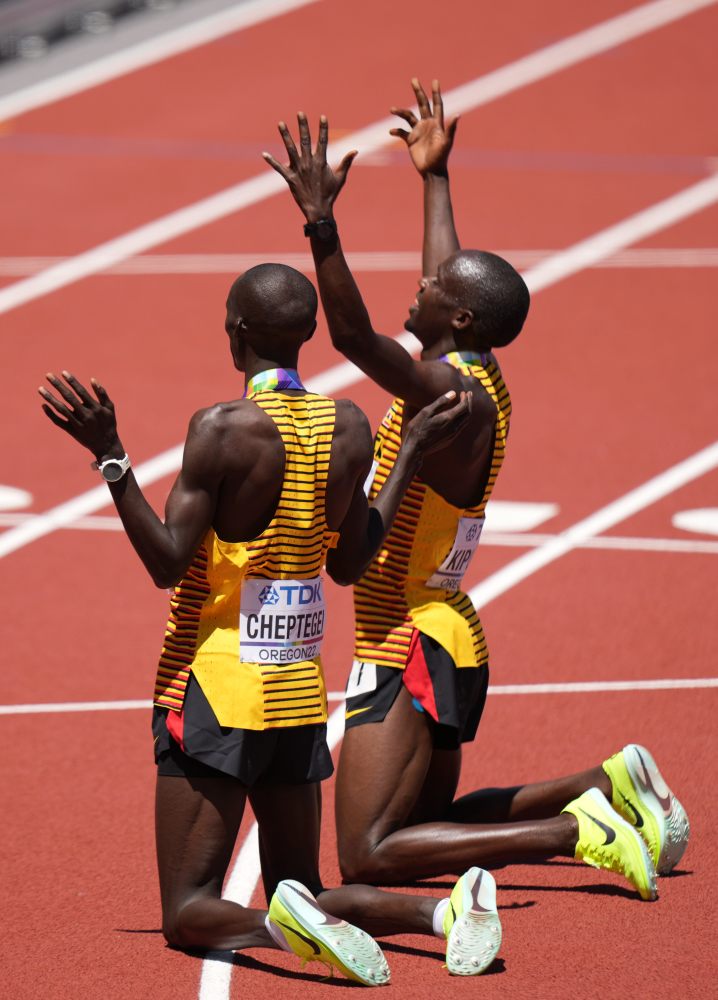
1;1;716;998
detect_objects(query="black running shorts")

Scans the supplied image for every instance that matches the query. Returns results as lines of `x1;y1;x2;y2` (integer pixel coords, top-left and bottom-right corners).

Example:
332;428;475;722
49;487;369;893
153;673;334;786
344;630;489;751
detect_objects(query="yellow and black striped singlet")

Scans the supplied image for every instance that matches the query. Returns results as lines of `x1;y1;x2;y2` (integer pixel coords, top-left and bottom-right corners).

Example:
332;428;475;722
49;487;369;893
354;357;511;671
153;392;339;730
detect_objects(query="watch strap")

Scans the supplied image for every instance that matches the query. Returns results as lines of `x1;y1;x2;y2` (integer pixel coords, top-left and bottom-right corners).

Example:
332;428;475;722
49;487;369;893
303;217;337;240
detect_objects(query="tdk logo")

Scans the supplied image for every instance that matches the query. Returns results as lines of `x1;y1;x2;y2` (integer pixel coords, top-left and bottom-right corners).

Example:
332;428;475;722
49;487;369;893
258;585;280;606
279;581;323;605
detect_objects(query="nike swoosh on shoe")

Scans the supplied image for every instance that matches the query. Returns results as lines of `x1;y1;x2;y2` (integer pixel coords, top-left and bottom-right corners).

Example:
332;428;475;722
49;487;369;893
619;790;645;829
579;808;617;844
274;919;321;955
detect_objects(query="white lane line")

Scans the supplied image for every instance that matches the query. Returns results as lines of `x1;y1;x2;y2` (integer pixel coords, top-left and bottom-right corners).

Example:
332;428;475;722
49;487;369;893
0;699;152;715
489;679;718;694
523;175;718;293
673;507;718;537
1;0;715;318
3;247;718;276
196;702;346;998
5;678;717;716
481;531;718;554
0;0;321;123
0;513;125;531
4;509;718;555
469;441;718;610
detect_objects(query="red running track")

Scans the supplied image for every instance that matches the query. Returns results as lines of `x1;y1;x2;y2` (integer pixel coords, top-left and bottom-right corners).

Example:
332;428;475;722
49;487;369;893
1;1;717;997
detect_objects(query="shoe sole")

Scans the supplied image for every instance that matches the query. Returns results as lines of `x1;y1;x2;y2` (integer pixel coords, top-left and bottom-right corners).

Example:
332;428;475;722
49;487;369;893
446;868;502;975
623;744;690;875
271;880;390;986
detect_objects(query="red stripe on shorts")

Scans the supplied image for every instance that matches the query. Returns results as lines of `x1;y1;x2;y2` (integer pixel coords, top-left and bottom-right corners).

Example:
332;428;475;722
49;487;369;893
403;630;439;722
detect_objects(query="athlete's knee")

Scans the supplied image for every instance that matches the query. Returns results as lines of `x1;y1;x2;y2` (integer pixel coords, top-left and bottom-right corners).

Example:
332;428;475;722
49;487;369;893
161;913;187;950
338;839;390;885
161;901;204;951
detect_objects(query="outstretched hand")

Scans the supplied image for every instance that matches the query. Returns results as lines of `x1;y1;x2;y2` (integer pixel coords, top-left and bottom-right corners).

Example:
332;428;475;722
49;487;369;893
263;113;357;222
406;389;472;459
390;78;459;177
39;371;122;460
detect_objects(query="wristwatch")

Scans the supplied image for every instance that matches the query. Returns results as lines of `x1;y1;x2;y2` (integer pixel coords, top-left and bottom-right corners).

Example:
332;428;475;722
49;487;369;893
303;218;337;241
92;453;131;482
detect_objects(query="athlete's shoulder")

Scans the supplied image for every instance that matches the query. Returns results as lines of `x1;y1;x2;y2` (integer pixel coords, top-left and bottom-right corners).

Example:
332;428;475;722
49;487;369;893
186;401;277;461
334;398;372;437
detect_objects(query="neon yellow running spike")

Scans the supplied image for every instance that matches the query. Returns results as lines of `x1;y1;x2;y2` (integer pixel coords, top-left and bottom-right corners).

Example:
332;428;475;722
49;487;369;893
268;880;390;986
443;867;502;975
602;743;690;875
563;787;658;901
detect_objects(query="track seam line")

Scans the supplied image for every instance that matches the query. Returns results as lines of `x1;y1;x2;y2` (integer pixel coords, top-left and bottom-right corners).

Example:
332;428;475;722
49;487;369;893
3;678;717;716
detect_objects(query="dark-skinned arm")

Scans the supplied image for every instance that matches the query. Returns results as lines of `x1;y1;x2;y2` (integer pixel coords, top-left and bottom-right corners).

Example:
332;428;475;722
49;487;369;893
390;78;460;276
39;372;219;588
326;390;472;585
264;114;458;409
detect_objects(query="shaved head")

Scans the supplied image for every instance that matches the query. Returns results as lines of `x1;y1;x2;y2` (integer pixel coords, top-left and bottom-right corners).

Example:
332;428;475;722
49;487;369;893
227;263;318;343
440;250;530;348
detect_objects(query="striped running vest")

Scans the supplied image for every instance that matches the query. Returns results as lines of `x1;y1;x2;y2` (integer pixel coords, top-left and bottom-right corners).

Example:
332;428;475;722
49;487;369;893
354;353;511;671
153;389;339;730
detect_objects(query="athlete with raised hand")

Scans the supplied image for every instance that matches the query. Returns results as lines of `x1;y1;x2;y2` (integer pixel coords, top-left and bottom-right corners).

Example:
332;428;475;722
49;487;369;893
38;260;508;982
265;79;689;903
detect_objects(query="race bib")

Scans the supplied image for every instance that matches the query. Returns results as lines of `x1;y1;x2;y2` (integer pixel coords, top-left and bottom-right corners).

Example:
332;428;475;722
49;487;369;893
240;577;326;664
363;458;379;497
425;517;484;591
346;660;378;698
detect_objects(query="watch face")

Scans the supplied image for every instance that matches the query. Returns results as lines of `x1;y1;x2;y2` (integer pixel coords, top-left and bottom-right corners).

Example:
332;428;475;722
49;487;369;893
102;461;125;482
316;220;336;241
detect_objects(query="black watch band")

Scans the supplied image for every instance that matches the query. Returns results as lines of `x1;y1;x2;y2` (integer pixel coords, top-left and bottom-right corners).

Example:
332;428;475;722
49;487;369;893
303;218;337;241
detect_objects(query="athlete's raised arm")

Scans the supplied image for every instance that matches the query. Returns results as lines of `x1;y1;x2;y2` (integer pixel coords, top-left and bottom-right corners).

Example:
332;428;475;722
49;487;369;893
264;114;461;410
39;371;220;588
390;77;460;277
326;390;472;585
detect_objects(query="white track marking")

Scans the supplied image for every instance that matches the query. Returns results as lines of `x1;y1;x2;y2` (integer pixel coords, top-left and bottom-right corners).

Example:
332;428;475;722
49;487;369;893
0;699;152;715
0;512;124;530
484;501;559;532
3;247;718;276
4;678;717;716
672;508;718;536
0;485;33;511
6;510;718;553
0;445;183;559
470;441;718;609
0;0;321;123
481;531;718;554
523;175;718;293
487;678;718;694
1;0;716;318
